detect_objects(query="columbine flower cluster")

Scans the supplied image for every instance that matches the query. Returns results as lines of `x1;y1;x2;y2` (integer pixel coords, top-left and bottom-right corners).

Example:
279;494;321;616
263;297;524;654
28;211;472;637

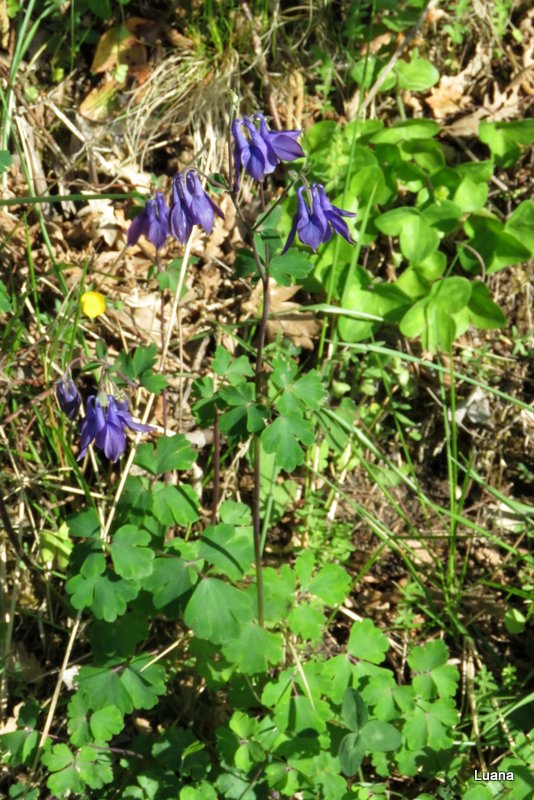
126;112;356;260
56;380;152;462
231;113;304;186
127;169;223;251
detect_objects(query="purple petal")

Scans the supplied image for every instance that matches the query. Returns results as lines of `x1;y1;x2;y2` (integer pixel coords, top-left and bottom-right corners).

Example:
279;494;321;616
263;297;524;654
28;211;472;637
56;378;81;419
127;207;149;247
114;397;153;433
170;176;193;243
186;171;215;234
95;399;126;462
231;119;248;188
77;396;100;460
255;114;304;162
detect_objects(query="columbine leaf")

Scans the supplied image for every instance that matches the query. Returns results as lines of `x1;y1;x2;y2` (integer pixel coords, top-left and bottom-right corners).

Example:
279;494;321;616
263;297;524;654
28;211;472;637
261;414;314;472
269;250;313;286
287;604;325;643
66;569;139;622
408;640;459;699
198;523;254;581
213;346;254;384
67;692;91;747
143;556;196;609
109;525;154;580
403;698;458;751
152;483;199;527
347;619;389;664
221;623;283;674
120;656;166;710
276;369;327;416
90;705;124;741
76;667;131;713
306;563;351;606
134;434;196;474
184;577;254;644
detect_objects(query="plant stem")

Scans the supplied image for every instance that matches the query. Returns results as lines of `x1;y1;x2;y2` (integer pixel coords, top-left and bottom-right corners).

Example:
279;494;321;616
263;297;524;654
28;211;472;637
251;236;269;629
211;407;220;524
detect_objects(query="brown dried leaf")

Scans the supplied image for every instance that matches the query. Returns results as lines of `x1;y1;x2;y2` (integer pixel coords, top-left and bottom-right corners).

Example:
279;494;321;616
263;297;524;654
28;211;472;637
91;25;139;73
79;78;122;122
243;281;320;350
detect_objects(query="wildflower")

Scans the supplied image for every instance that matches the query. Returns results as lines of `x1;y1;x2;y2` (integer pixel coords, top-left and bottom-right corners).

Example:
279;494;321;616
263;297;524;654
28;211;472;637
80;291;106;319
78;394;152;463
169;170;224;244
231;114;304;187
127;191;169;251
56;378;82;419
282;184;356;254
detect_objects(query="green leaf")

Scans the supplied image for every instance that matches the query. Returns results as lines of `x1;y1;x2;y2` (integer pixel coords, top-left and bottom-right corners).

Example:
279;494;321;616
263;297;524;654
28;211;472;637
152;483;199;527
77;666;132;713
269;250;314;286
0;150;13;174
140;373;168;393
42;744;113;795
184;577;254;644
347;619;389;664
213;347;254;383
68;507;100;538
134;434;196;474
275;369;327;416
287;604;325;642
431;277;472;313
261;414;314;472
505;200;534;255
199;523;254;581
408;640;459;699
110;525;154;580
120;656;166;710
90;705;124;741
273;693;331;734
306;563;351;606
66;569;139;622
67;692;91;746
360;720;402;752
371;119;440;143
90;610;149;660
403;698;458;750
222;622;283;674
461;215;531;274
468;281;506;328
143;556;195;609
395;56;439;91
219;383;267;438
479;119;534;167
0;280;12;313
375;207;419;236
338;732;365;776
260;565;296;624
350;163;393;205
399;216;439;262
342;688;368;732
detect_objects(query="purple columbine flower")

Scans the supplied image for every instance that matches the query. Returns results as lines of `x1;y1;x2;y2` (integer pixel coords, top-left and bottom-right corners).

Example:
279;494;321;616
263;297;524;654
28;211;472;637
231;114;304;187
127;191;169;251
169;171;223;244
56;378;82;419
78;394;152;463
282;183;356;254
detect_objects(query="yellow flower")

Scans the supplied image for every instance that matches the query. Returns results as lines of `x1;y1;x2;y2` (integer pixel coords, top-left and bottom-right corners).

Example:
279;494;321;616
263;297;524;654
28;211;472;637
81;291;106;319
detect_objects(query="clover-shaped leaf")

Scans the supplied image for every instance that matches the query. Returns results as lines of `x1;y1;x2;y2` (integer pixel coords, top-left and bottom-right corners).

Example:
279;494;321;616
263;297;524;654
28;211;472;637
110;525;154;580
347;619;389;664
261;414;314;472
134;434;196;474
